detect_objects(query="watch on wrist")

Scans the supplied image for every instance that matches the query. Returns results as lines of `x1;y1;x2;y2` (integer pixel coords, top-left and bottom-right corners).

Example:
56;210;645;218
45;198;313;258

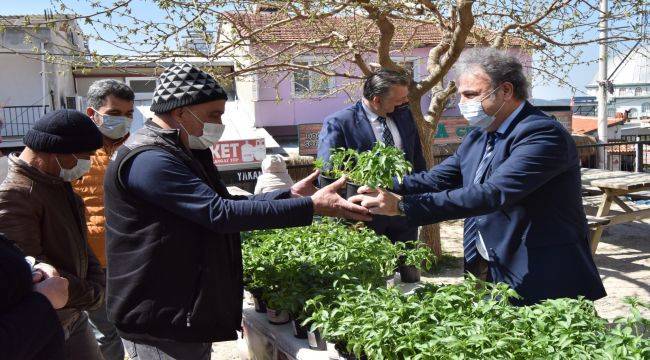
397;198;406;216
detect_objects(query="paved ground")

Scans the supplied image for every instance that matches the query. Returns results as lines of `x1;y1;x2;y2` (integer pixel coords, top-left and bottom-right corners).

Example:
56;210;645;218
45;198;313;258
211;215;650;359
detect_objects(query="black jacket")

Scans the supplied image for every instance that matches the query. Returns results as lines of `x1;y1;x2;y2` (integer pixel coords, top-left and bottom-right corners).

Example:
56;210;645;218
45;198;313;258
104;121;313;343
0;234;64;359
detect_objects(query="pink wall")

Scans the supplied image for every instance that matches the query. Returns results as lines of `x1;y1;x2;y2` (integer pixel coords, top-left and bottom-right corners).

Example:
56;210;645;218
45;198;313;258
251;47;532;128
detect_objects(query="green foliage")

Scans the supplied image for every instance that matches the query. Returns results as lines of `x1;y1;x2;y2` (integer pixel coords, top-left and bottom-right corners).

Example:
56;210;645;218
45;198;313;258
315;143;412;187
305;277;650;359
315;148;359;178
396;241;436;269
242;219;400;319
347;142;412;188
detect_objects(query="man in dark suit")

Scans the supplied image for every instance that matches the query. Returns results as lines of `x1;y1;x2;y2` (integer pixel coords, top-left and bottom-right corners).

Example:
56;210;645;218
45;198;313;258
350;49;606;305
317;68;427;243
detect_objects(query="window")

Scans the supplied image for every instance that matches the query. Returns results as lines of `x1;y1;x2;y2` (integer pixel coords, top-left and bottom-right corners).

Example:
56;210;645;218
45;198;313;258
607;107;616;117
397;61;416;80
292;61;333;97
642;102;650;115
635;87;643;97
2;29;30;49
126;77;158;100
127;78;157;93
392;57;420;81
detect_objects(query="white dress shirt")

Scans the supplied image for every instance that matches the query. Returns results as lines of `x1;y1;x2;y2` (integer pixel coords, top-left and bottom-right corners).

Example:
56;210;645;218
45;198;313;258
361;101;403;150
475;101;526;260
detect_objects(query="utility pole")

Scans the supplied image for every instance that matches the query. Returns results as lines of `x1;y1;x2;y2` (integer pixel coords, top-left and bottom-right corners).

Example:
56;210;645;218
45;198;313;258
597;0;608;169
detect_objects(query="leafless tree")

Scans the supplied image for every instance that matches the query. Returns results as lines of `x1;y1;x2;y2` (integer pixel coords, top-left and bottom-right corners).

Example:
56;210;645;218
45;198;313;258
5;0;645;254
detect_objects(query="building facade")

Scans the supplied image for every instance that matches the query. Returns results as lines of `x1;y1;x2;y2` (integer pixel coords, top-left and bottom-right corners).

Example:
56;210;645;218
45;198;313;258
0;14;86;147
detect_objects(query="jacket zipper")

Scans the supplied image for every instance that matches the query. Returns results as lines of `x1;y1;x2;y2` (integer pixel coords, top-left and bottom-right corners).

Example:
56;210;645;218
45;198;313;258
185;266;204;327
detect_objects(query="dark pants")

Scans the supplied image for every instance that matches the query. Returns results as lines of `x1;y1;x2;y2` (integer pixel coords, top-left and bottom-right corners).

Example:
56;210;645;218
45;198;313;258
87;297;124;360
122;339;211;360
464;257;492;282
368;215;418;243
64;312;104;360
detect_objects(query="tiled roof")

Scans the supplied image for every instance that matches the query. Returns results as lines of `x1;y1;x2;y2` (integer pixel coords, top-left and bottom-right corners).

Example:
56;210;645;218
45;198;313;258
572;115;627;134
227;13;525;48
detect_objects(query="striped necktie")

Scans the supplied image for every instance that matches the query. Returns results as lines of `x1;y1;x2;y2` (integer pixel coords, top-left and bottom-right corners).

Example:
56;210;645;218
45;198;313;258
463;133;497;263
377;116;395;147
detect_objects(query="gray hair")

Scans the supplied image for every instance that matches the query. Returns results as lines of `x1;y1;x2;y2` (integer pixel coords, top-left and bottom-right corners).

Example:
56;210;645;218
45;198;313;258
456;48;530;100
363;68;410;101
87;79;135;109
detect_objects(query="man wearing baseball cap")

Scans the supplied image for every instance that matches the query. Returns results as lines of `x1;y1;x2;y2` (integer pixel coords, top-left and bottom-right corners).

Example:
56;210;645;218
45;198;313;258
104;63;369;359
0;109;106;359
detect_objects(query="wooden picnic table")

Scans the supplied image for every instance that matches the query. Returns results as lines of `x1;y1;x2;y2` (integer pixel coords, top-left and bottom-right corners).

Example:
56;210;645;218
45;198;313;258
581;168;650;253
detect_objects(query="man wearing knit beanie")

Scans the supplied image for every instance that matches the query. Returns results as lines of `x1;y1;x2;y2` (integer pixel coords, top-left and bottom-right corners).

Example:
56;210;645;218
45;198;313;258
0;109;106;360
104;63;370;359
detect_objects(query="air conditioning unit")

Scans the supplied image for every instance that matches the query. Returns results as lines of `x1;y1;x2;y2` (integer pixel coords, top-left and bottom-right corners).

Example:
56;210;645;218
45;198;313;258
65;96;77;110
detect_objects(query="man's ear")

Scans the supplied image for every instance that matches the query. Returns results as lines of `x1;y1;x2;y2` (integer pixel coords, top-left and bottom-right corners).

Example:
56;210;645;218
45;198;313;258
86;107;95;118
502;82;514;100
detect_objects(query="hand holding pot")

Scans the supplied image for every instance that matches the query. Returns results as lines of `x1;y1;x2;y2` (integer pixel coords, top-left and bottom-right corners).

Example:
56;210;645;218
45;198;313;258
311;176;372;222
291;169;320;197
349;185;402;216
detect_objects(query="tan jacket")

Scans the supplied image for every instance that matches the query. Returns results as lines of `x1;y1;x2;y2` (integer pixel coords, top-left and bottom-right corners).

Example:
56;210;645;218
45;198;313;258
0;154;104;328
72;138;125;267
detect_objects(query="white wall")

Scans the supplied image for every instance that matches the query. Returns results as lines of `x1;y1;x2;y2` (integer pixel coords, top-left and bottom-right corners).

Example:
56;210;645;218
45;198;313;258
0;54;46;107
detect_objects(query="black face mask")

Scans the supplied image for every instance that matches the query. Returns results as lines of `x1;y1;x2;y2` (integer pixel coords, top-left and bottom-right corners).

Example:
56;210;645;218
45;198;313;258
390;102;410;114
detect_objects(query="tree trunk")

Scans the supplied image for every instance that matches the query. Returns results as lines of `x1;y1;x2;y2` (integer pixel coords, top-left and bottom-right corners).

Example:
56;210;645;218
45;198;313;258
410;108;443;257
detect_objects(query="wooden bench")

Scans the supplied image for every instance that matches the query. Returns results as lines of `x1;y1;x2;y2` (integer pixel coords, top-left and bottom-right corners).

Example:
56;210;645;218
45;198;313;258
581;168;650;253
586;215;610;228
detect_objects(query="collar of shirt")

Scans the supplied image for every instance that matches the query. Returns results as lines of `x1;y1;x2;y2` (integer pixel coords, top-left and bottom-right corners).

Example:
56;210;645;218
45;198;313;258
361;101;385;122
494;101;525;138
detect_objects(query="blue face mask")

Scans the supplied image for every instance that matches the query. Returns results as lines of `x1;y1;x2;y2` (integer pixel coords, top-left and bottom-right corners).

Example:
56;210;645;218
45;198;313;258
458;86;505;129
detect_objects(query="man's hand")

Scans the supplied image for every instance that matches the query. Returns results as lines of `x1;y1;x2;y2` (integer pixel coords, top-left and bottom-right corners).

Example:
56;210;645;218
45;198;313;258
311;176;372;221
34;276;69;309
348;185;403;216
291;170;320;197
32;262;60;283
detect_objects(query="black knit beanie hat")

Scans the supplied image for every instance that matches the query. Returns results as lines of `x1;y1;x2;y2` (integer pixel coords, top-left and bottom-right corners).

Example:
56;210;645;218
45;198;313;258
23;109;103;154
150;63;228;114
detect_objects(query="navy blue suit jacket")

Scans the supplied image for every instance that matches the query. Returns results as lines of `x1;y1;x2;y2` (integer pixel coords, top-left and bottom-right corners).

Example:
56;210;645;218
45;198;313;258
317;101;427;173
317;101;426;242
397;102;606;304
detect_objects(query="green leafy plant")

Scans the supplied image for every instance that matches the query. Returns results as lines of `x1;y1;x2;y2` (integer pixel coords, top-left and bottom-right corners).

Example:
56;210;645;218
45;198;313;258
304;277;650;359
347;142;412;188
397;240;436;270
242;219;400;321
315;148;359;178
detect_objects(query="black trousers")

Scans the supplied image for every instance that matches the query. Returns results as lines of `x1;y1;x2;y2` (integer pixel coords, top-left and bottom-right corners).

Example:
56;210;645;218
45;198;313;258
464;257;492;282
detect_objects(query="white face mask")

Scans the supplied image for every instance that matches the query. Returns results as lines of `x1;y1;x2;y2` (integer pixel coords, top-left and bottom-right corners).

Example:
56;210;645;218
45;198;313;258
92;108;132;140
56;154;91;182
181;108;225;150
458;86;505;129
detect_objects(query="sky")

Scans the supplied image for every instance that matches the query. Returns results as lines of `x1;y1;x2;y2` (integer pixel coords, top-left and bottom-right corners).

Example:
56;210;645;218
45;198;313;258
0;0;614;100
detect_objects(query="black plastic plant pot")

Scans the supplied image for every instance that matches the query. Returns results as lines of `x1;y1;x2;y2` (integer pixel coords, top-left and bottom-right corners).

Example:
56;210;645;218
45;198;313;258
291;318;309;339
253;295;267;313
335;342;359;360
319;174;346;197
318;174;337;188
307;329;327;351
345;182;361;199
399;265;421;283
266;308;290;325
